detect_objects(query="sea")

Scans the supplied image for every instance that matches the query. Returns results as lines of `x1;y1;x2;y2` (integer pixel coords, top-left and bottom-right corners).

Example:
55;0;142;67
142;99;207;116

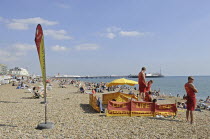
78;76;210;100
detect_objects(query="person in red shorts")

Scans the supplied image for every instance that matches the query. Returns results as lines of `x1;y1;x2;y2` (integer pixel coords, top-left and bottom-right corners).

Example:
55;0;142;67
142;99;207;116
144;80;153;102
184;76;198;124
144;91;152;102
138;67;147;100
146;80;153;92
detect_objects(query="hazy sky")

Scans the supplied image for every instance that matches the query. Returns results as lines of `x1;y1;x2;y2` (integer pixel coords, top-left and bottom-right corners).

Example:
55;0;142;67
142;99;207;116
0;0;210;76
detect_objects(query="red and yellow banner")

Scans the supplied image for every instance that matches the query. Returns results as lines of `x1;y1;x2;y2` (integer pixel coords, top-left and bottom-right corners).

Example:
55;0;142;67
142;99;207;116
35;24;46;86
154;104;177;116
107;101;177;117
89;94;100;112
131;101;155;116
107;101;131;116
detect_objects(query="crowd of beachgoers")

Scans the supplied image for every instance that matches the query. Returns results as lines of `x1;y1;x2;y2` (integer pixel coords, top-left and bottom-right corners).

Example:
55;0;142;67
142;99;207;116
1;76;210;110
53;78;210;111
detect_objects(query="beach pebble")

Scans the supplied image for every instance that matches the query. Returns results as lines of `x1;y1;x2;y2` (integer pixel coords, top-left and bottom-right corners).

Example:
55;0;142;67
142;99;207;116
0;83;209;138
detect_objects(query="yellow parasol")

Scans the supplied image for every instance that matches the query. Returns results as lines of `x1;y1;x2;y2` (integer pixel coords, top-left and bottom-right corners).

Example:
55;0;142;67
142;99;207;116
107;78;138;87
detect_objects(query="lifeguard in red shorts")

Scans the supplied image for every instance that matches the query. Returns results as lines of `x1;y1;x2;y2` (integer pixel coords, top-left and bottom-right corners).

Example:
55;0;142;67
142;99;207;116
144;80;153;102
138;67;147;99
146;80;153;92
184;76;198;124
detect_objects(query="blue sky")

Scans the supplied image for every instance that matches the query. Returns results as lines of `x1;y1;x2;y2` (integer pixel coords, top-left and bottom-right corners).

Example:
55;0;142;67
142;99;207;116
0;0;210;76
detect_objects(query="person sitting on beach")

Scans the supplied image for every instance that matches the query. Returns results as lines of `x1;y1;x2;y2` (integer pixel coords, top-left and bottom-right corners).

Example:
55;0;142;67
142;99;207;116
177;102;186;109
146;80;153;92
99;88;104;93
59;82;66;88
183;94;187;100
20;82;24;87
129;90;134;95
197;102;207;109
144;80;153;102
205;96;210;103
80;86;85;93
12;81;16;86
92;89;96;94
33;87;40;99
156;91;160;96
119;89;123;93
101;84;106;90
144;91;152;102
177;102;182;108
182;102;187;109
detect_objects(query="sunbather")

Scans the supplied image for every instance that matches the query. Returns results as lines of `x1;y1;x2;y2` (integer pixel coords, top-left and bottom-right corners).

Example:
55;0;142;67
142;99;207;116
33;87;40;99
205;96;210;103
79;86;85;93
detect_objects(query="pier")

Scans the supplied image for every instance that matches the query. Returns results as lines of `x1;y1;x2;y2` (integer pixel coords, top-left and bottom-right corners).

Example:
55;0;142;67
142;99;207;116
52;74;164;79
52;75;129;79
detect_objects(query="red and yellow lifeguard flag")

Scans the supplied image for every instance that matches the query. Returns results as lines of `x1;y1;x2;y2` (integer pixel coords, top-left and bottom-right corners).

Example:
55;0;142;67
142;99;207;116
35;24;46;86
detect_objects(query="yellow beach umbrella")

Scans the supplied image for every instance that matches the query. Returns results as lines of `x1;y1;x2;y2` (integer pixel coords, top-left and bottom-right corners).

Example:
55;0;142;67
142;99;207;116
107;78;138;87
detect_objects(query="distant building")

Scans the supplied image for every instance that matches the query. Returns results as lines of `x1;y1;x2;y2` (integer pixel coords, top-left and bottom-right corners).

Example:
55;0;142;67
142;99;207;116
0;64;7;75
9;67;29;76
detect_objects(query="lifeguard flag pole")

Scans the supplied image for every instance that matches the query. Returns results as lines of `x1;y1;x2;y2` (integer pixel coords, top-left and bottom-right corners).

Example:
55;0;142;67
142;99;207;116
35;24;54;129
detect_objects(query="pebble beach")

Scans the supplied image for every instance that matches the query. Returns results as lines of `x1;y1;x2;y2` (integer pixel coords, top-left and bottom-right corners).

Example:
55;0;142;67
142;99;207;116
0;82;210;139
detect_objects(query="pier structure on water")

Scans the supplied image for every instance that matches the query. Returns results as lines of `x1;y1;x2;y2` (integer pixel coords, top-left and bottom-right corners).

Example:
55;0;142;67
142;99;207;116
52;74;164;79
53;75;128;79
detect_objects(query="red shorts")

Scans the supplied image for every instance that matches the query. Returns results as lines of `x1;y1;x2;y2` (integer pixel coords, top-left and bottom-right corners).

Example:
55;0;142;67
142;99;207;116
139;86;146;93
144;92;152;102
186;97;196;111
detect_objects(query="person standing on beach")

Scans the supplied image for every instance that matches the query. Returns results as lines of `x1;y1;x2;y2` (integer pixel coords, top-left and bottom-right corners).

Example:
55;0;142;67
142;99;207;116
184;76;198;124
138;67;147;99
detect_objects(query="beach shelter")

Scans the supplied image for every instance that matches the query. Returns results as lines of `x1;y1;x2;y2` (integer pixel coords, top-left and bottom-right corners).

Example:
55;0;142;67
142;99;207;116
102;92;138;104
107;78;138;87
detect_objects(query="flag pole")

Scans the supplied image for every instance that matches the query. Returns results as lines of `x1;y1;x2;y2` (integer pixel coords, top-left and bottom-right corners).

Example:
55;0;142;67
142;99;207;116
35;24;54;130
44;80;47;123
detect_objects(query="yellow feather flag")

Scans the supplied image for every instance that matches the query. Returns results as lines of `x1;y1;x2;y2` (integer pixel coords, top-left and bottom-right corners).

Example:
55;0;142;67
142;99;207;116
34;24;46;87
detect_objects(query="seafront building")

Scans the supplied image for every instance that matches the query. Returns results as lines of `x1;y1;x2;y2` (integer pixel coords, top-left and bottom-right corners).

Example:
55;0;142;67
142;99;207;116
8;67;29;76
0;64;8;75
